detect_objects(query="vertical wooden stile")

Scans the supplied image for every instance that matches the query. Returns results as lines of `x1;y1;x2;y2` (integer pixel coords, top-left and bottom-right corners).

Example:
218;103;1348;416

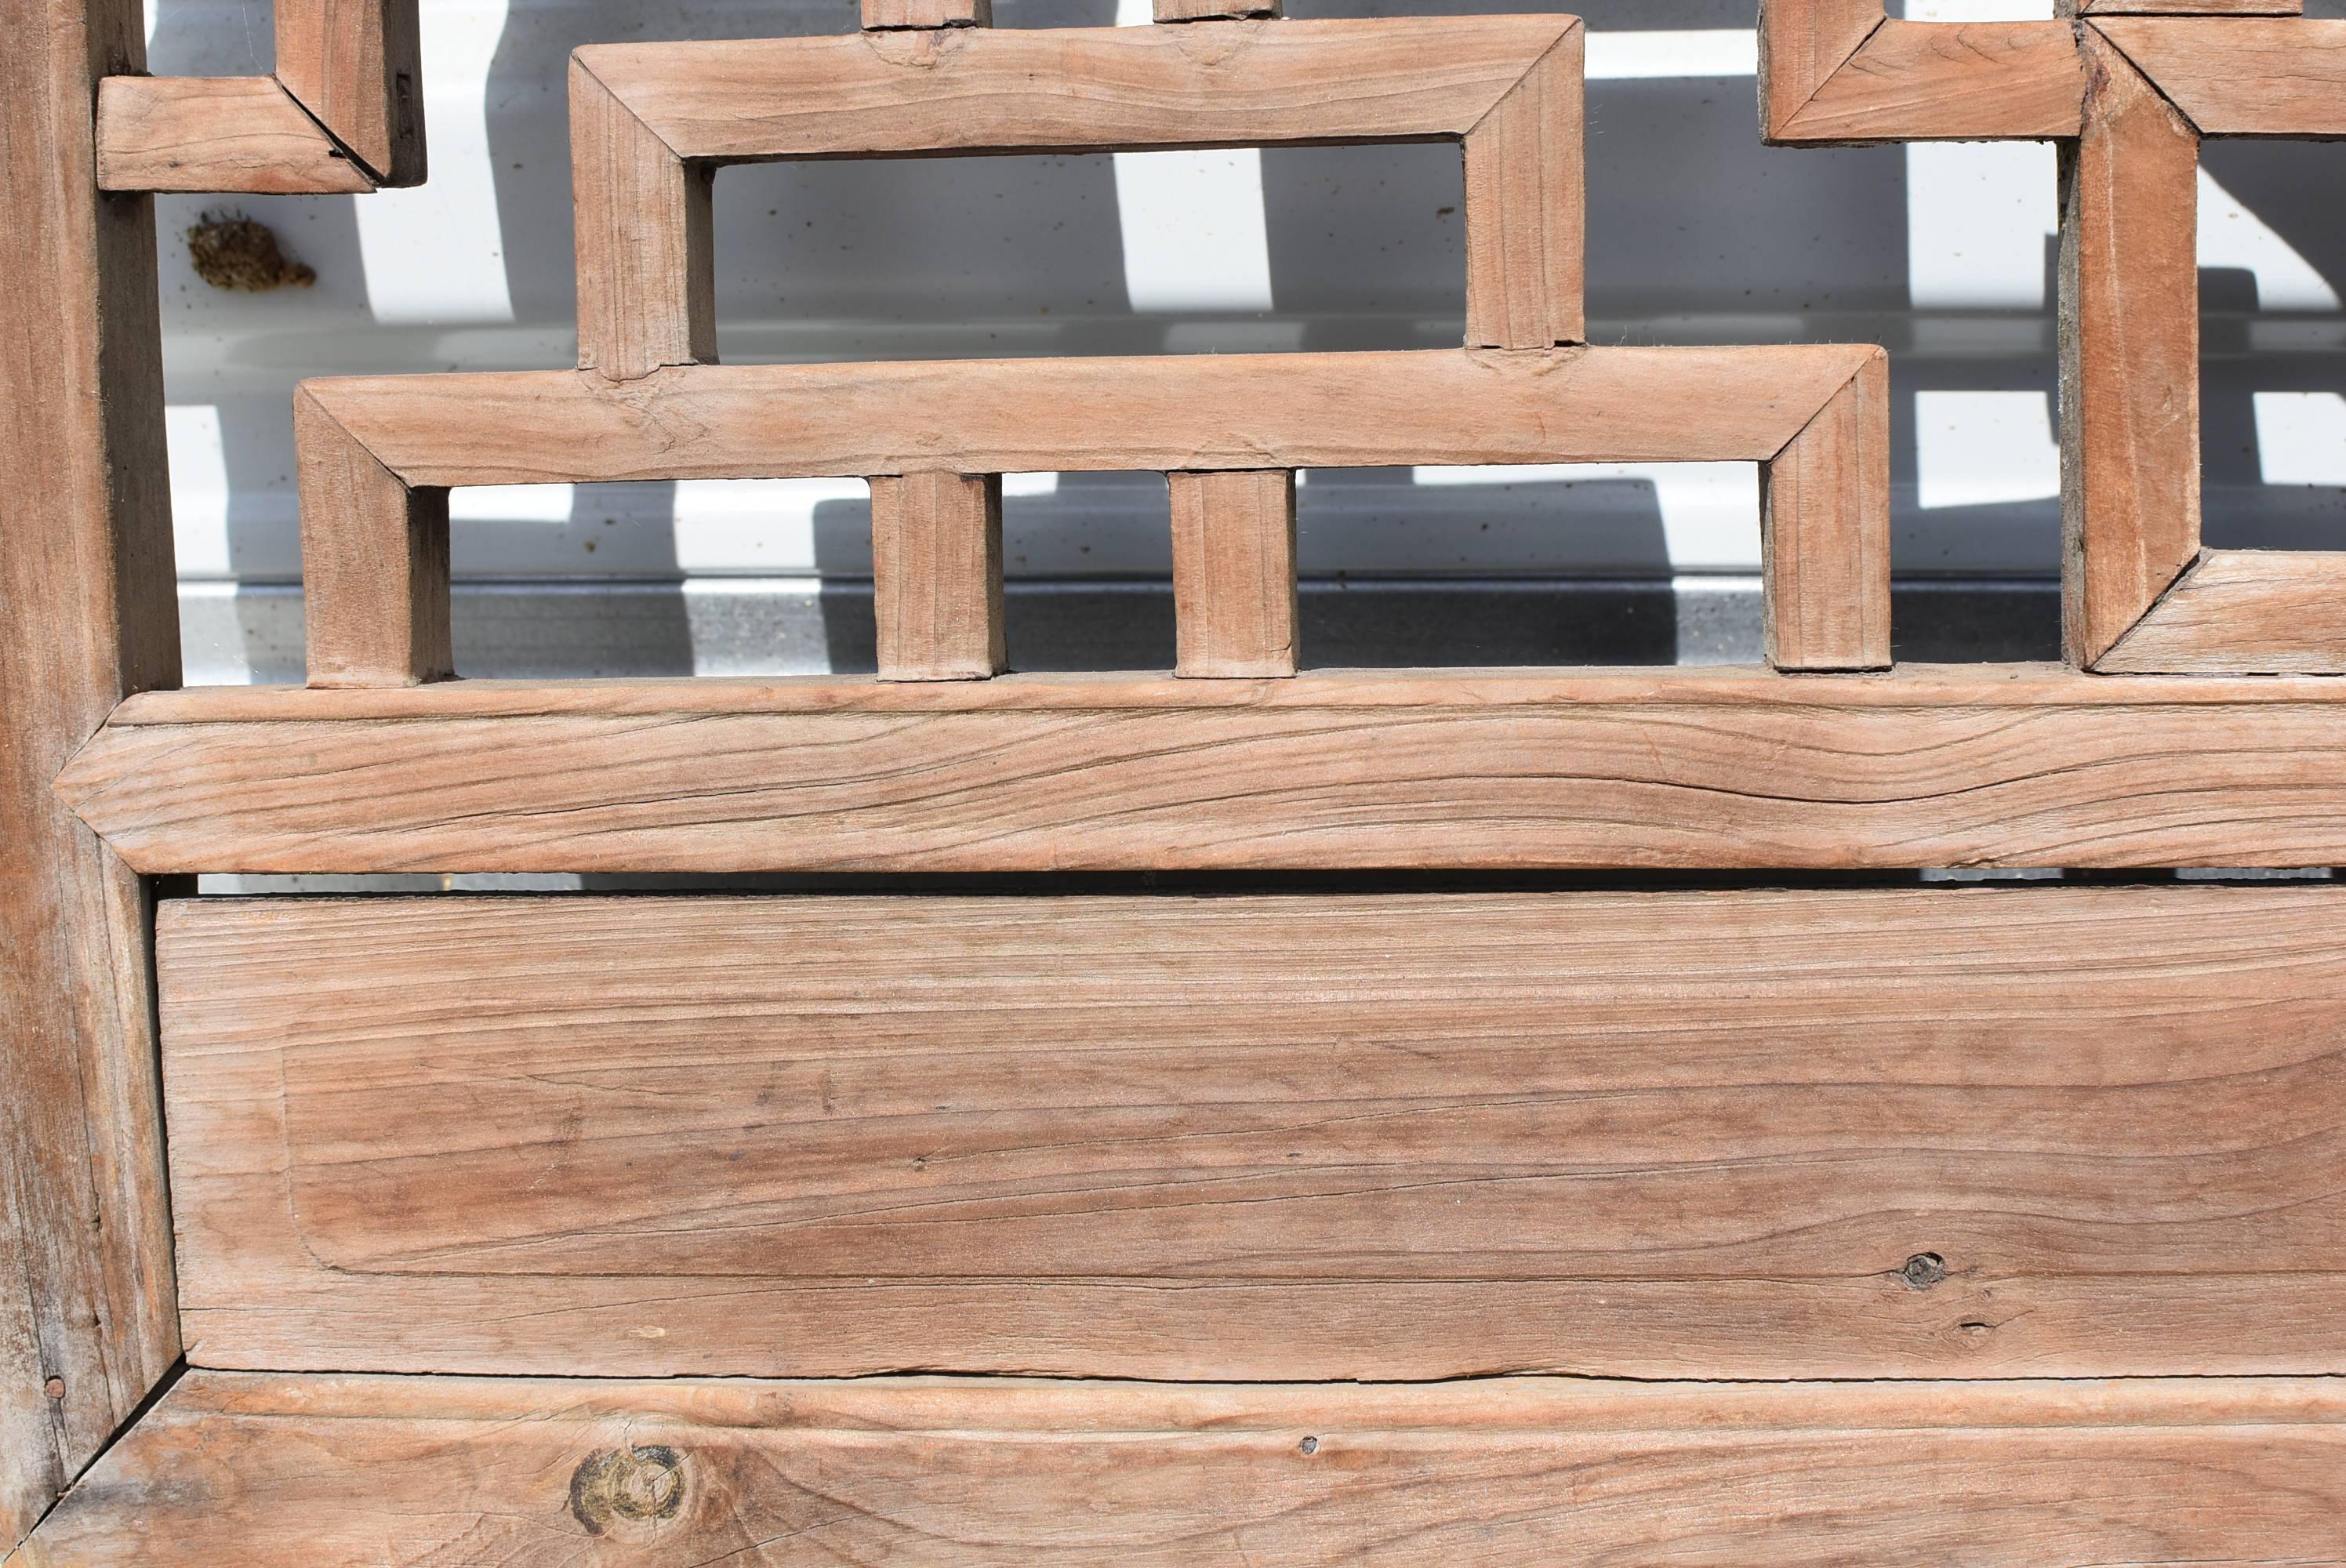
1169;470;1299;678
273;0;427;186
1763;347;1892;670
2058;24;2203;667
295;388;452;688
870;473;1008;681
571;54;714;383
1462;24;1586;349
0;0;182;1543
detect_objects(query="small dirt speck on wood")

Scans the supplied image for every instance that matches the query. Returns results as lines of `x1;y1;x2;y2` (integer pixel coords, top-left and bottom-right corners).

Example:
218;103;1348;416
187;212;315;292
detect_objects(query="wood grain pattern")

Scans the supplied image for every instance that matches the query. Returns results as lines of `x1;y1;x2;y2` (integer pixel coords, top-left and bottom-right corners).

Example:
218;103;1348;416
95;75;376;194
292;387;450;688
22;1371;2346;1566
1774;19;2083;143
870;473;1006;681
2101;550;2346;673
1761;347;1890;670
0;0;182;1542
55;667;2346;873
1758;0;1881;141
273;0;427;186
576;20;1577;160
152;887;2346;1379
571;55;714;383
2080;0;2299;13
1155;0;1279;19
286;347;1877;681
1170;470;1298;677
863;0;991;27
1460;24;1584;347
300;348;1875;486
2095;17;2346;136
572;18;1580;356
2058;27;2202;668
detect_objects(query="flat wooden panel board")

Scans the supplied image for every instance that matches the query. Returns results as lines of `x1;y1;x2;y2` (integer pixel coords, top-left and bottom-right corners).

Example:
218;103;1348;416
296;347;1872;486
23;1372;2346;1566
95;76;376;194
57;667;2346;873
156;887;2346;1379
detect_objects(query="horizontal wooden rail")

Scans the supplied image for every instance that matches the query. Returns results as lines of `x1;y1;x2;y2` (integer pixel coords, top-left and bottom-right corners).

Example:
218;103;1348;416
2094;17;2346;136
148;886;2346;1381
21;1372;2346;1563
1760;1;2083;143
56;666;2346;873
289;345;1889;686
570;16;1585;375
96;0;426;191
95;77;376;194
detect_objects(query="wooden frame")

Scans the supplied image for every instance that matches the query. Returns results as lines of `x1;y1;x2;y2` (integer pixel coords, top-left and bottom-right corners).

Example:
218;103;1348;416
1763;0;2346;672
96;0;427;192
16;0;2346;1556
290;346;1890;686
569;15;1587;379
27;1374;2346;1564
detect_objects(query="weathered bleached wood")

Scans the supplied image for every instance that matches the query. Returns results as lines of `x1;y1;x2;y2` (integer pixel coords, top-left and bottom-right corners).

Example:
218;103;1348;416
95;76;376;194
570;54;713;382
1778;20;2083;143
1155;0;1278;19
2094;18;2346;136
1170;470;1297;678
288;350;1875;680
293;388;450;688
576;20;1576;160
1761;347;1889;670
2100;550;2346;673
0;0;182;1543
572;18;1582;356
1460;24;1584;347
145;887;2346;1379
22;1371;2346;1566
2058;28;2202;669
2079;0;2298;13
863;0;990;28
301;348;1874;486
870;473;1005;681
55;668;2346;873
273;0;427;186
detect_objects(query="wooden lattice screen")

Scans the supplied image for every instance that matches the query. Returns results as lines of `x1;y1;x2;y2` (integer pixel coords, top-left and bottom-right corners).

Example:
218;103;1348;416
6;0;2346;1559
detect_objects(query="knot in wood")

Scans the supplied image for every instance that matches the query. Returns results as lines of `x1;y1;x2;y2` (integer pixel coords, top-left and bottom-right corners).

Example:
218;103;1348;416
569;1443;687;1536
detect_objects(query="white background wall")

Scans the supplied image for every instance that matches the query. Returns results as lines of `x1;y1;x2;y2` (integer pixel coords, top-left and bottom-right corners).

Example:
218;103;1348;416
150;0;2346;681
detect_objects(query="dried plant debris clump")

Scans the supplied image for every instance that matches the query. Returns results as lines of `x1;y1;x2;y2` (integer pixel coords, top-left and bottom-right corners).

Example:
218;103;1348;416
186;212;317;292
